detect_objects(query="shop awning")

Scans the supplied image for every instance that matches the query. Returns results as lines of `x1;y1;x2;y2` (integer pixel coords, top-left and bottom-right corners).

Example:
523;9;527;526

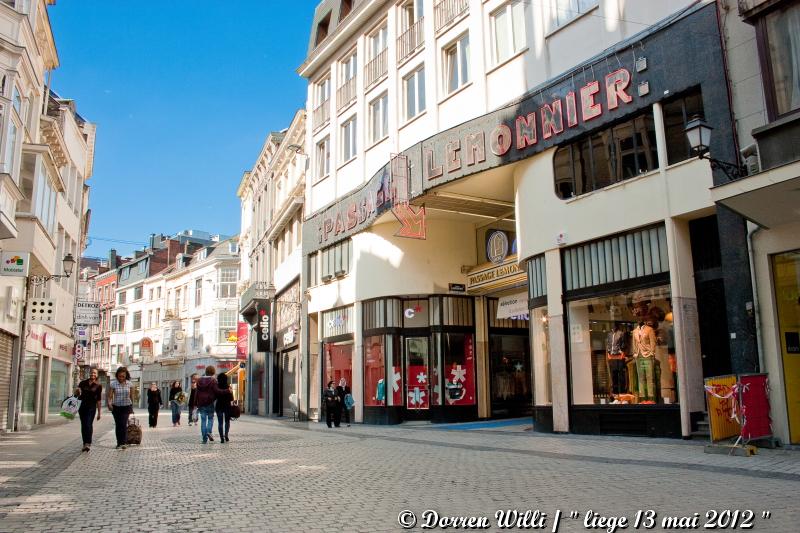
496;292;529;319
711;160;800;229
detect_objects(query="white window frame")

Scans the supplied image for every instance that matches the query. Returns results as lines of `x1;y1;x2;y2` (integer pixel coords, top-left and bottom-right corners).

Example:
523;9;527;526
316;76;331;107
491;1;527;65
400;0;424;32
369;92;389;145
444;33;470;94
340;51;357;82
368;23;388;60
403;66;426;122
316;136;330;180
548;0;598;33
218;267;238;298
217;309;237;344
340;116;357;163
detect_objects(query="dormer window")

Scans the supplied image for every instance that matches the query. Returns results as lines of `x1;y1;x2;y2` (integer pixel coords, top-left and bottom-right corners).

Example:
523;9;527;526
315;12;331;46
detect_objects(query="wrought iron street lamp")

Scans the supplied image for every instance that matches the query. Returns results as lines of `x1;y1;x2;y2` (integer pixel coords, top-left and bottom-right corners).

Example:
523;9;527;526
29;253;76;286
684;116;745;181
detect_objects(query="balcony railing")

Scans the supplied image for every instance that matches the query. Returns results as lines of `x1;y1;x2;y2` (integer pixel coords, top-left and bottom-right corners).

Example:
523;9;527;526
312;100;330;130
364;48;388;89
434;0;468;33
336;77;357;112
397;17;424;64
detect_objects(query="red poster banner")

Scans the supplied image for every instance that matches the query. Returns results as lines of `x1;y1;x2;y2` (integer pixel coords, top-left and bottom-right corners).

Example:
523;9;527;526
739;374;772;441
236;322;248;360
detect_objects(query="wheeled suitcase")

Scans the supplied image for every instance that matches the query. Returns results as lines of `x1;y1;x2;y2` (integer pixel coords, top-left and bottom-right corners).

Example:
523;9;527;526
126;415;142;445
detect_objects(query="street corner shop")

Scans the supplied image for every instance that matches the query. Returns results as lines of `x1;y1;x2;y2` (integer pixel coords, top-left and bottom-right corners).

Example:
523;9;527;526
302;4;759;437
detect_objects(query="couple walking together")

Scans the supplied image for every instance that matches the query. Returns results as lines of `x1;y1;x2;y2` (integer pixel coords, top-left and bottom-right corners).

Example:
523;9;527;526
195;365;235;443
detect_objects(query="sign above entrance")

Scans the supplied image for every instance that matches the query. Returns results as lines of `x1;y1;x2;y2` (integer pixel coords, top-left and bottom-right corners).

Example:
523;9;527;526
487;231;510;265
466;255;526;292
496;292;529;320
0;251;29;277
75;300;100;325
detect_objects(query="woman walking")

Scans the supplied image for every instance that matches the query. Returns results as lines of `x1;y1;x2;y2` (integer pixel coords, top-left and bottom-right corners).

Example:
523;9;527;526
146;382;162;428
215;373;234;443
107;366;133;450
75;368;102;452
169;380;182;427
187;374;198;426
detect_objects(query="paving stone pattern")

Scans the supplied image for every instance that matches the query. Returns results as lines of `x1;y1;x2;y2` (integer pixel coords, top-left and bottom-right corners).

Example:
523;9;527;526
0;411;798;532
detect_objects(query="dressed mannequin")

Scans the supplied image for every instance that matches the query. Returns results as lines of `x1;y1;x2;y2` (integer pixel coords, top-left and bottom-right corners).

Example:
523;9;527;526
632;321;657;403
606;323;627;395
376;378;386;405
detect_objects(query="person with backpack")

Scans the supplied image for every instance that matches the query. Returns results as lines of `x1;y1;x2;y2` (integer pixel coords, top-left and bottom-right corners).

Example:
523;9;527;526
336;377;353;427
195;365;220;443
215;372;234;443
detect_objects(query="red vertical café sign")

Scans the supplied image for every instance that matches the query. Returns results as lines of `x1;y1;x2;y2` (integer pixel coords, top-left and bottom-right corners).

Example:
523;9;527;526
236;322;248;360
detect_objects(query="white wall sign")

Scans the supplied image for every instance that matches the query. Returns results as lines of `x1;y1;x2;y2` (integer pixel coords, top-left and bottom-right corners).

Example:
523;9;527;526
0;252;30;277
496;292;529;320
75;300;100;325
28;299;56;325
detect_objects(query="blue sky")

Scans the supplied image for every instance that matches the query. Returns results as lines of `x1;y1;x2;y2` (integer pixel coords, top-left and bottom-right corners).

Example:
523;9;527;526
49;1;318;259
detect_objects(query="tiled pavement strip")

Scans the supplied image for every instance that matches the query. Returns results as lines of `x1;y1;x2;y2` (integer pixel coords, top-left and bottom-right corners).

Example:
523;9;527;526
0;411;798;532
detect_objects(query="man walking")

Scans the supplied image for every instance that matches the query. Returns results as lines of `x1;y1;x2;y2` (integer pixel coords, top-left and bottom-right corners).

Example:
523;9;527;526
75;369;102;452
195;366;220;443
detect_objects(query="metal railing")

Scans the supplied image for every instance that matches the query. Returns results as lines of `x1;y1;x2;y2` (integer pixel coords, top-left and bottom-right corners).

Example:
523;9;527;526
397;17;424;64
312;100;330;130
364;48;388;89
336;77;357;112
434;0;468;33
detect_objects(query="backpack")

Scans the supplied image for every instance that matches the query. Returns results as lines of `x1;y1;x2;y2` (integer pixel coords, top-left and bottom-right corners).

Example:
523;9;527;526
344;393;355;410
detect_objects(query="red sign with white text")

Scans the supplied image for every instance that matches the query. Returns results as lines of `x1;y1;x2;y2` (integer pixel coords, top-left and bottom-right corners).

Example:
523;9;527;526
236;322;248;360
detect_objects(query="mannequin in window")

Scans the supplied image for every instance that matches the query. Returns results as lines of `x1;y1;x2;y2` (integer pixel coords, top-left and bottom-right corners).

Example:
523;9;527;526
606;323;627;396
375;378;386;405
632;311;657;404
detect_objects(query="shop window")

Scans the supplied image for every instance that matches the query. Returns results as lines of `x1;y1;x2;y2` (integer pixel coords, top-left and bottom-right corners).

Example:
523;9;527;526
772;250;800;443
758;1;800;118
532;307;552;405
489;334;531;411
662;89;705;165
364;336;386;406
553;108;658;199
527;254;547;301
47;360;69;419
324;342;353;389
441;332;476;406
429;296;473;326
568;285;677;406
363;298;402;329
402;298;429;328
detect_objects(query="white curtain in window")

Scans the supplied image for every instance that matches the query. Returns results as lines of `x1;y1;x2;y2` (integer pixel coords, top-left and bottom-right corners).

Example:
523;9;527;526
767;5;800;115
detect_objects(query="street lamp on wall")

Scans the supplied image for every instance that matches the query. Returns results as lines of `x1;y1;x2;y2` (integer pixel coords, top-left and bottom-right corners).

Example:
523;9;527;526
684;115;745;181
30;253;77;286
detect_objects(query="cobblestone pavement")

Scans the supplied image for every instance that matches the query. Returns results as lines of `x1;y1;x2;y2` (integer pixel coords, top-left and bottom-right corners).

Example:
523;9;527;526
1;411;799;532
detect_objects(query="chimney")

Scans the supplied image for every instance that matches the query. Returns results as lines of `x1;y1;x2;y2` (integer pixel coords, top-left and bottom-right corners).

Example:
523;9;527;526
109;249;118;268
149;233;158;250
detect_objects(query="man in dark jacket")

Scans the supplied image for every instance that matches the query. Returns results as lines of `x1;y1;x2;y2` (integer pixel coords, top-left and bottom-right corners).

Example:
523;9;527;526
187;374;198;426
323;380;341;428
336;378;352;427
195;366;219;443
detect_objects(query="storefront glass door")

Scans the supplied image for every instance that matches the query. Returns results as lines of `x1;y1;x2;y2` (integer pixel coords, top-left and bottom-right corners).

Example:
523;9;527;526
773;250;800;444
405;337;429;412
489;334;531;417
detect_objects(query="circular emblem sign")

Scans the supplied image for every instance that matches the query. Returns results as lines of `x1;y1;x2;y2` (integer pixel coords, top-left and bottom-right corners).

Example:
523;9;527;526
487;231;509;265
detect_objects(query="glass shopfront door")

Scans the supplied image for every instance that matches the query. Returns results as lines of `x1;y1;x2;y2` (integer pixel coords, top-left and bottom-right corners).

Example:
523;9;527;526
404;336;430;416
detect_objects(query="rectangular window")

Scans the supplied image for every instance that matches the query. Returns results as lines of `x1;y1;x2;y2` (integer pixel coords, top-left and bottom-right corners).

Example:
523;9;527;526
134;286;143;300
156;286;162;299
369;23;388;59
549;0;597;32
369;93;389;144
118;291;126;305
147;310;153;329
133;311;142;330
340;117;357;163
218;267;238;298
364;335;386;406
444;33;470;94
193;318;201;349
568;284;677;406
404;66;426;121
316;137;330;179
308;252;319;287
175;288;181;312
217;309;237;344
492;1;526;64
316;77;331;107
341;51;357;82
400;0;424;31
149;288;154;301
761;1;800;117
138;260;147;274
321;239;352;280
118;314;126;332
195;278;202;306
663;90;705;165
156;308;161;325
4;120;17;173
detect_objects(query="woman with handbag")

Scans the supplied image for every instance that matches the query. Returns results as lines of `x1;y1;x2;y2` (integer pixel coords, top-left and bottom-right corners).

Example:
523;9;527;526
169;380;183;427
107;366;133;450
215;372;234;443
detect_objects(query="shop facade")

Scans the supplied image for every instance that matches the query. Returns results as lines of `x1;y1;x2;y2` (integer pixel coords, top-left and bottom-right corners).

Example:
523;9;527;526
301;4;757;436
275;280;301;418
19;326;75;428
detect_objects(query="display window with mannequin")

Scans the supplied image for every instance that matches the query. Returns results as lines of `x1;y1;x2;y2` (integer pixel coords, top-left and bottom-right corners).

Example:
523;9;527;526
567;285;677;406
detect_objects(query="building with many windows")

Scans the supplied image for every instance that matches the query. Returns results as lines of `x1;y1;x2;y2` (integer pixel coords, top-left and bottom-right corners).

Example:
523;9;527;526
295;0;762;438
239;110;307;417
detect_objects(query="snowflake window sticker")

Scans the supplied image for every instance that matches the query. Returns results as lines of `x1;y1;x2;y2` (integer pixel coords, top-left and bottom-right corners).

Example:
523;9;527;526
416;372;427;384
450;365;467;383
408;387;426;406
391;369;402;392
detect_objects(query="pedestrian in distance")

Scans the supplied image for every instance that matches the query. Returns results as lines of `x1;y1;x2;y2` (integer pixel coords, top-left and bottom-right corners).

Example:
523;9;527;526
75;368;102;452
107;366;133;450
169;380;183;427
146;382;162;428
323;380;341;428
187;373;199;426
195;365;220;443
336;377;352;427
215;372;234;443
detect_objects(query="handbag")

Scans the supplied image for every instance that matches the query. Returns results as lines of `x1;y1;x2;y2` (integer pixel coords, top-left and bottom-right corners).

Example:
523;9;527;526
229;401;241;419
344;393;355;410
60;396;81;419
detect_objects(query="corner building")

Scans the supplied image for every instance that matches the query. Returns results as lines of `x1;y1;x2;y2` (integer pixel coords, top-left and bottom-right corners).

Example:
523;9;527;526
299;0;757;436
